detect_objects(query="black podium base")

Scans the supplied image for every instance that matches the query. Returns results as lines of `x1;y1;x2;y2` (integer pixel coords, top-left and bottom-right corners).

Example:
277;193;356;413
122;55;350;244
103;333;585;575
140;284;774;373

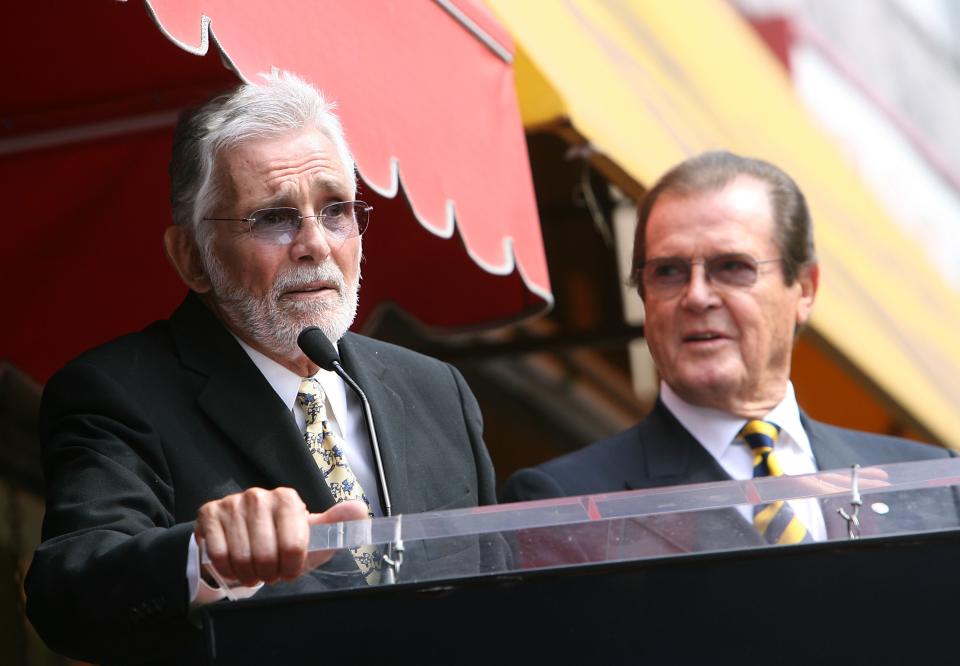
202;529;960;664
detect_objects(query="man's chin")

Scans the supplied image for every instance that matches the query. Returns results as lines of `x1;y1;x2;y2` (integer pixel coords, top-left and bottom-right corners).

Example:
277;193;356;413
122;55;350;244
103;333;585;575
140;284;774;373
282;302;341;326
286;303;357;342
668;371;741;409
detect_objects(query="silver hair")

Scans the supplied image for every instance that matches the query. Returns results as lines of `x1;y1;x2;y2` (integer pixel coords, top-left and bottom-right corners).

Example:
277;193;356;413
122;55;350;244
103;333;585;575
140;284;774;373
169;71;356;255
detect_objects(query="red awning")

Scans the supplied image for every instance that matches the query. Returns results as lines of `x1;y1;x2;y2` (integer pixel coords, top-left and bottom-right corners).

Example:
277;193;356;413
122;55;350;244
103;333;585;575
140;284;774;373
1;0;550;383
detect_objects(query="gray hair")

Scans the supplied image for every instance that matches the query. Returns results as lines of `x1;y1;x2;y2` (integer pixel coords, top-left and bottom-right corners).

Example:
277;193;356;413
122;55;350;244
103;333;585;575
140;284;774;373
630;150;816;292
169;71;356;254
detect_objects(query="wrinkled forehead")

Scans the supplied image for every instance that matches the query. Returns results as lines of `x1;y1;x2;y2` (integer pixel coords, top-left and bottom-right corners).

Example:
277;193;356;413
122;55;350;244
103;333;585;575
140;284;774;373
216;129;354;209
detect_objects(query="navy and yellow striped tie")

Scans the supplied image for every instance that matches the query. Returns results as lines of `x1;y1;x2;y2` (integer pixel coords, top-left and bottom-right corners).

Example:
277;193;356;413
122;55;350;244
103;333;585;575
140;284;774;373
739;420;813;545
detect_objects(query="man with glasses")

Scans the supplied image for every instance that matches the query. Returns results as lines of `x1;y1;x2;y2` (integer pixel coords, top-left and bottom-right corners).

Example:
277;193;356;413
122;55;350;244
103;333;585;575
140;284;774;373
26;73;497;664
502;151;952;543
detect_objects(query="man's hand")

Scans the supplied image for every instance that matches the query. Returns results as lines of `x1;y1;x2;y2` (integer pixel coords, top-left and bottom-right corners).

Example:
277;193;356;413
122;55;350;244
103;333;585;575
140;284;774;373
804;466;889;495
195;487;368;586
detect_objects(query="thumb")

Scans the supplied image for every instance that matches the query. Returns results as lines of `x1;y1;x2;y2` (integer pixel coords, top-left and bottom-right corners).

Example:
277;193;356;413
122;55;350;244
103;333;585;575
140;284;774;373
307;500;370;526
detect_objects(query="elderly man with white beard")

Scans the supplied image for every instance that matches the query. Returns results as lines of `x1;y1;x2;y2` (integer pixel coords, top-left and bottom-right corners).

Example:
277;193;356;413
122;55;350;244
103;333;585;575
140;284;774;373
25;73;498;665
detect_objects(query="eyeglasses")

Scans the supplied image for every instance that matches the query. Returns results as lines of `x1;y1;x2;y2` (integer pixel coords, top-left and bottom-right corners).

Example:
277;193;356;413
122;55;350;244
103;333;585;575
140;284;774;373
204;200;372;246
640;253;782;294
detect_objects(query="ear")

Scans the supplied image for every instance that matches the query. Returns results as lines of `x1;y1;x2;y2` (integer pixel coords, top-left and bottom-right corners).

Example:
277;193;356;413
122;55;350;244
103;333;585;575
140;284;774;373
163;225;212;293
795;262;819;327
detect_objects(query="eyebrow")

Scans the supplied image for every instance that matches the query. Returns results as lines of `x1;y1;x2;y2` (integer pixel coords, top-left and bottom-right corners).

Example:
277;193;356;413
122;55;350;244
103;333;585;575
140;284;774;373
312;172;355;197
256;194;296;210
647;251;754;261
255;182;351;212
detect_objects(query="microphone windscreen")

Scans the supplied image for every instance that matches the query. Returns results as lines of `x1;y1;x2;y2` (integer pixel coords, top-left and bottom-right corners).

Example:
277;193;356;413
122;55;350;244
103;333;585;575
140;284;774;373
297;327;340;371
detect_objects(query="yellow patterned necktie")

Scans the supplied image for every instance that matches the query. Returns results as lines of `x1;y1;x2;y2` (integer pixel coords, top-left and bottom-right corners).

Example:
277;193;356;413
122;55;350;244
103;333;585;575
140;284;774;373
297;377;381;583
738;420;813;545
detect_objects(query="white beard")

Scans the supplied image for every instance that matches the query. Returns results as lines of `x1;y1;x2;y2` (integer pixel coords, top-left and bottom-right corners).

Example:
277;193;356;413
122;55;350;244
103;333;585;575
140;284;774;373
205;255;359;360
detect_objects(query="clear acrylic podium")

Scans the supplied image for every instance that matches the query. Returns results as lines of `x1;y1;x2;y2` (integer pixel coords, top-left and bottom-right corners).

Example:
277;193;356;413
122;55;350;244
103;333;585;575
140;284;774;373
200;458;960;664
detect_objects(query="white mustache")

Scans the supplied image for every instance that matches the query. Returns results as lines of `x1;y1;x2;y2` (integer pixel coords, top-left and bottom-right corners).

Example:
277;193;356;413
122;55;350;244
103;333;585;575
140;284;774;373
272;262;345;298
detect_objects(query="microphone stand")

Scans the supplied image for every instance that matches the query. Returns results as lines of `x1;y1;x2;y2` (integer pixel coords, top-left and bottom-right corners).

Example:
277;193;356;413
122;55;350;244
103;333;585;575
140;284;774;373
836;465;862;540
297;326;403;584
330;361;404;584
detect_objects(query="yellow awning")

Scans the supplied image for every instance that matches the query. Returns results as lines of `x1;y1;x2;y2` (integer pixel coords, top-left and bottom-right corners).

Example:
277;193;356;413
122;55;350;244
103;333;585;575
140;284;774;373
487;0;960;449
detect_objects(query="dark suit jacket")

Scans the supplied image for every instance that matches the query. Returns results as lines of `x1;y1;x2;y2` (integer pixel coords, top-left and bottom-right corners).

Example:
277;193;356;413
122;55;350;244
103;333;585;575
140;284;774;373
25;294;497;664
500;398;957;562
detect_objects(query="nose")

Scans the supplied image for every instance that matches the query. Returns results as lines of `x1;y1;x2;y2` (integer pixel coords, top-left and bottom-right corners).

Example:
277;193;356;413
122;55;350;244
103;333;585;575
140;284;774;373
289;211;332;262
680;262;720;310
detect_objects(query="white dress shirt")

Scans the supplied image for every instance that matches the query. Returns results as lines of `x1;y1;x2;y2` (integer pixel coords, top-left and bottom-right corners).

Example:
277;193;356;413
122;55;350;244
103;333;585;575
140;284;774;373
237;339;383;516
188;337;380;604
659;381;827;541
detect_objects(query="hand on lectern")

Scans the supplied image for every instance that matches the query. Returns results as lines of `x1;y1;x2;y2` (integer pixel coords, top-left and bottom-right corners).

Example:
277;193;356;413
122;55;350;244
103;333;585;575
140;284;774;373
804;466;889;494
195;487;367;586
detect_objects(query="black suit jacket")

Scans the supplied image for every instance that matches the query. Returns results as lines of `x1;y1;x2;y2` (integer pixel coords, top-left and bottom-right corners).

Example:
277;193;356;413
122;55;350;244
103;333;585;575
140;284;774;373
26;294;497;664
501;398;957;559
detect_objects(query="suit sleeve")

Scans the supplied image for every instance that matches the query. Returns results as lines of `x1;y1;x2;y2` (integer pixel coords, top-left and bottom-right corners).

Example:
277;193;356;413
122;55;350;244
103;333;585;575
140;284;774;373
449;363;497;506
499;467;568;503
25;361;200;663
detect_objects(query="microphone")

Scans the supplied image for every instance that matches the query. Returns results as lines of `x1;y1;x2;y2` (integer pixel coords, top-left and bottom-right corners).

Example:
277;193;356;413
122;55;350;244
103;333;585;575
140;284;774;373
297;326;343;372
297;326;401;582
297;326;392;517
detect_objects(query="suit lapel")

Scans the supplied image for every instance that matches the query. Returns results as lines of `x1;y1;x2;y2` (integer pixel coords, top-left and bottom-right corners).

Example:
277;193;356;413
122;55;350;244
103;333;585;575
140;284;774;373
804;412;861;472
625;399;732;490
171;294;335;512
625;399;763;547
337;334;410;515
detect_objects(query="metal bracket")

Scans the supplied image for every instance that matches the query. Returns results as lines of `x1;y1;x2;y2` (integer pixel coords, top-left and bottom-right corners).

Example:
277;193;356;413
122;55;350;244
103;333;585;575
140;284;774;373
836;464;863;540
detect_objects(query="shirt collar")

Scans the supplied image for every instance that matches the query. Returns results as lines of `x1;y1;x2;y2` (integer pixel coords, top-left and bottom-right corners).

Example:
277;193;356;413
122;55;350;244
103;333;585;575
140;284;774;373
659;380;813;460
233;336;348;431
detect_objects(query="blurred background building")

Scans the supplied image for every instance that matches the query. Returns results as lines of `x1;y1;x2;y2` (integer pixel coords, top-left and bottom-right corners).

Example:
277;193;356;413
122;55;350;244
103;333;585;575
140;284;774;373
738;0;960;288
3;1;959;663
467;0;960;474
